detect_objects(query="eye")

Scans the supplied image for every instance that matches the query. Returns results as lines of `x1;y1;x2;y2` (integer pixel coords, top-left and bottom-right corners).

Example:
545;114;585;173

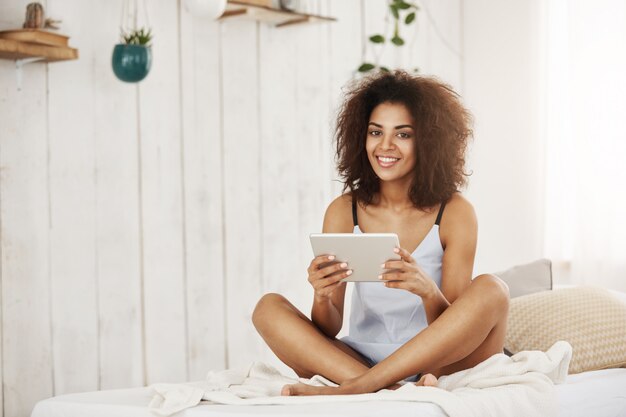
368;130;382;137
397;132;412;139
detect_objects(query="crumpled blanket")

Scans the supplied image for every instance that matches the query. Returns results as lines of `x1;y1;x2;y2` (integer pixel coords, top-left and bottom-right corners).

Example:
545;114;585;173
149;340;572;417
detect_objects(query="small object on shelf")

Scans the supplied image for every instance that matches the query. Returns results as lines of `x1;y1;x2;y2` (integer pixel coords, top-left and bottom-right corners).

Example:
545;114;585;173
22;2;62;30
278;0;297;11
23;2;45;29
222;0;335;28
112;27;152;83
182;0;226;18
0;29;68;47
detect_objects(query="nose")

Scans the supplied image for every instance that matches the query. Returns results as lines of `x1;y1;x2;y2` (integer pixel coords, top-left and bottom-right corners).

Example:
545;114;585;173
379;133;395;150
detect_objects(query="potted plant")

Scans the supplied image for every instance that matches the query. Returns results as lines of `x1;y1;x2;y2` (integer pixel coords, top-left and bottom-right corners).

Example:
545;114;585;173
112;27;152;83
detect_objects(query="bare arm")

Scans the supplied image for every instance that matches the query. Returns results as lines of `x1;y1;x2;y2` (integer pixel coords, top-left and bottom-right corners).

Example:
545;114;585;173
310;195;354;338
422;193;477;324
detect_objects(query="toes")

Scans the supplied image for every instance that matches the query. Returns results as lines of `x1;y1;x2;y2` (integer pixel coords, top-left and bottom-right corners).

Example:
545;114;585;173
281;384;294;396
415;373;438;387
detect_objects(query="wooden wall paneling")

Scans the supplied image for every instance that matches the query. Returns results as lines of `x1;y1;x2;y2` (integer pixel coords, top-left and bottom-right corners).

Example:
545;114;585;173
316;0;335;209
293;4;333;320
327;0;364;337
220;20;263;369
138;0;188;383
91;0;144;389
362;0;396;70
0;5;53;417
257;25;300;301
46;0;99;395
256;22;301;372
179;10;227;378
327;0;362;199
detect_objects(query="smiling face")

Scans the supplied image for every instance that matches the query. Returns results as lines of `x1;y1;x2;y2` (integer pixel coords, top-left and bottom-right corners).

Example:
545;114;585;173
366;101;417;184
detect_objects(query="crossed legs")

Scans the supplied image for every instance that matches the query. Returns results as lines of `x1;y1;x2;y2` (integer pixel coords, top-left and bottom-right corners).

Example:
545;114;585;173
252;292;372;384
253;274;509;395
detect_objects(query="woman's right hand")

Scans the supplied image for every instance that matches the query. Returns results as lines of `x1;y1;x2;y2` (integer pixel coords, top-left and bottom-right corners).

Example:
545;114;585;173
308;255;352;301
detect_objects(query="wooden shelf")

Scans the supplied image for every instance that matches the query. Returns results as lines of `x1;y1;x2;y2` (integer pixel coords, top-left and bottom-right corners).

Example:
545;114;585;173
0;38;78;62
220;1;336;28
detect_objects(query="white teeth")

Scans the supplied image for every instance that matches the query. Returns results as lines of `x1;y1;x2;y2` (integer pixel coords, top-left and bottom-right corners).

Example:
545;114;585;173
378;156;399;163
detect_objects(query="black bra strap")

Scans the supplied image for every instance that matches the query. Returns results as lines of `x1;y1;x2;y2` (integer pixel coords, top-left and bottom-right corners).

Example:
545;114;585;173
352;199;358;226
435;200;447;226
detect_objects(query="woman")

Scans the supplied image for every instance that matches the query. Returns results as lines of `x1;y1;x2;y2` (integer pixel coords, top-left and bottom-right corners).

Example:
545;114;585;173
252;70;510;396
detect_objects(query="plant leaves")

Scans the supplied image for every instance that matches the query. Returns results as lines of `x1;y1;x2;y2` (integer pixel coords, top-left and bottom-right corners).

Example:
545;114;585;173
391;36;404;46
358;63;375;72
369;34;385;43
122;26;153;46
405;12;415;24
380;66;390;72
389;4;399;19
396;1;411;10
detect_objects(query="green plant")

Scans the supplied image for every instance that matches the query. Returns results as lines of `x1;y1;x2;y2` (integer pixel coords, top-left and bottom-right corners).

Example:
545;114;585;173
358;0;419;73
121;27;153;46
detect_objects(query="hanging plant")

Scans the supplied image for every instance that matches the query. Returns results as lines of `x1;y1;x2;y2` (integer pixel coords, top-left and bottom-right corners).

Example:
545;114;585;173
358;0;419;74
112;0;152;83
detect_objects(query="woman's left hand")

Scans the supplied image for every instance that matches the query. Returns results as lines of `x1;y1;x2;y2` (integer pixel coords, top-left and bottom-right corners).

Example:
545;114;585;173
380;247;437;298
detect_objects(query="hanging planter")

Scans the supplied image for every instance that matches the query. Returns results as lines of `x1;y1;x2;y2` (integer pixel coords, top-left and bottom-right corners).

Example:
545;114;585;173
112;0;152;83
112;28;152;82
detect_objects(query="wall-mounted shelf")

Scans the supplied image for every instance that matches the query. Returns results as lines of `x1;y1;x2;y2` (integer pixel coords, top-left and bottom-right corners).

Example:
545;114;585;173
0;38;78;62
0;37;78;90
220;1;336;28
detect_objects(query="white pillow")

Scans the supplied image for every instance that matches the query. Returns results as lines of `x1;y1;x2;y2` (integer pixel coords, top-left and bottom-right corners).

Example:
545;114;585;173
493;259;552;298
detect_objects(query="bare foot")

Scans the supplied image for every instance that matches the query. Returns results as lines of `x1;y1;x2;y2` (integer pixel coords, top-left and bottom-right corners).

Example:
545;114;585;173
415;373;438;387
281;383;342;396
281;377;408;396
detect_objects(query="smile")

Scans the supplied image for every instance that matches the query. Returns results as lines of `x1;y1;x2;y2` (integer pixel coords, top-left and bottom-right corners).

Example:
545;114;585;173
376;156;400;168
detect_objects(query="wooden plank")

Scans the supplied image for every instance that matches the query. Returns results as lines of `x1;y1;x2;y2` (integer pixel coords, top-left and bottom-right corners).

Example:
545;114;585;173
138;0;187;384
327;0;362;199
327;0;364;336
0;29;69;47
222;1;336;27
0;10;53;417
91;0;144;389
178;8;227;378
221;19;263;369
256;22;301;372
293;0;333;324
0;38;77;61
46;0;99;395
362;0;395;70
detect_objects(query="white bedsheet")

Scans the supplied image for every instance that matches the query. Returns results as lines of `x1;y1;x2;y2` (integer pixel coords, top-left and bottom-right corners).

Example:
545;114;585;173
147;341;571;417
31;367;626;417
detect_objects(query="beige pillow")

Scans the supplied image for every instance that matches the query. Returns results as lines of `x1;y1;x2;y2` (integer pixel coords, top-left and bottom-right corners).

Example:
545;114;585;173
505;286;626;374
494;258;552;298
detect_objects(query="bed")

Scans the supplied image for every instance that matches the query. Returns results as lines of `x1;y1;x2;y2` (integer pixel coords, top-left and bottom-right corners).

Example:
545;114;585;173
31;367;626;417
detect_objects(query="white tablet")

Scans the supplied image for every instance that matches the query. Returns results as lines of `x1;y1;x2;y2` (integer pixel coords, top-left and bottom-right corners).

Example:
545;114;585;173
309;233;401;282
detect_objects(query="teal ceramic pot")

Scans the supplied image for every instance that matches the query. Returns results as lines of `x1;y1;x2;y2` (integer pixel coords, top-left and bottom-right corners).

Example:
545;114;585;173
112;44;152;83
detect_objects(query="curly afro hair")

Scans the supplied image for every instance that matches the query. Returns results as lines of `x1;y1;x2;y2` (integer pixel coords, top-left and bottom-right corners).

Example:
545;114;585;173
335;70;473;210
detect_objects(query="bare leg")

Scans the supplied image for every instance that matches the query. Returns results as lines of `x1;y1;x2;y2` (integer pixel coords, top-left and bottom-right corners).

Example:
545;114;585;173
252;293;372;383
282;274;509;395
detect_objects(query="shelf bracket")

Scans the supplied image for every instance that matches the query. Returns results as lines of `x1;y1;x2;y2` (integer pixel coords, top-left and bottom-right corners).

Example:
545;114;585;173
15;57;45;91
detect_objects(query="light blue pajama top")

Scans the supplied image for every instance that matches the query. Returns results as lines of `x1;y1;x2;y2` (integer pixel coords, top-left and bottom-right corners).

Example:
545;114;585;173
340;200;446;372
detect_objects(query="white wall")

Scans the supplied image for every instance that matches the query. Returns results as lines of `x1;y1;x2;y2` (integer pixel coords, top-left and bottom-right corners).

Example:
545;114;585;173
0;1;472;416
462;0;545;275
